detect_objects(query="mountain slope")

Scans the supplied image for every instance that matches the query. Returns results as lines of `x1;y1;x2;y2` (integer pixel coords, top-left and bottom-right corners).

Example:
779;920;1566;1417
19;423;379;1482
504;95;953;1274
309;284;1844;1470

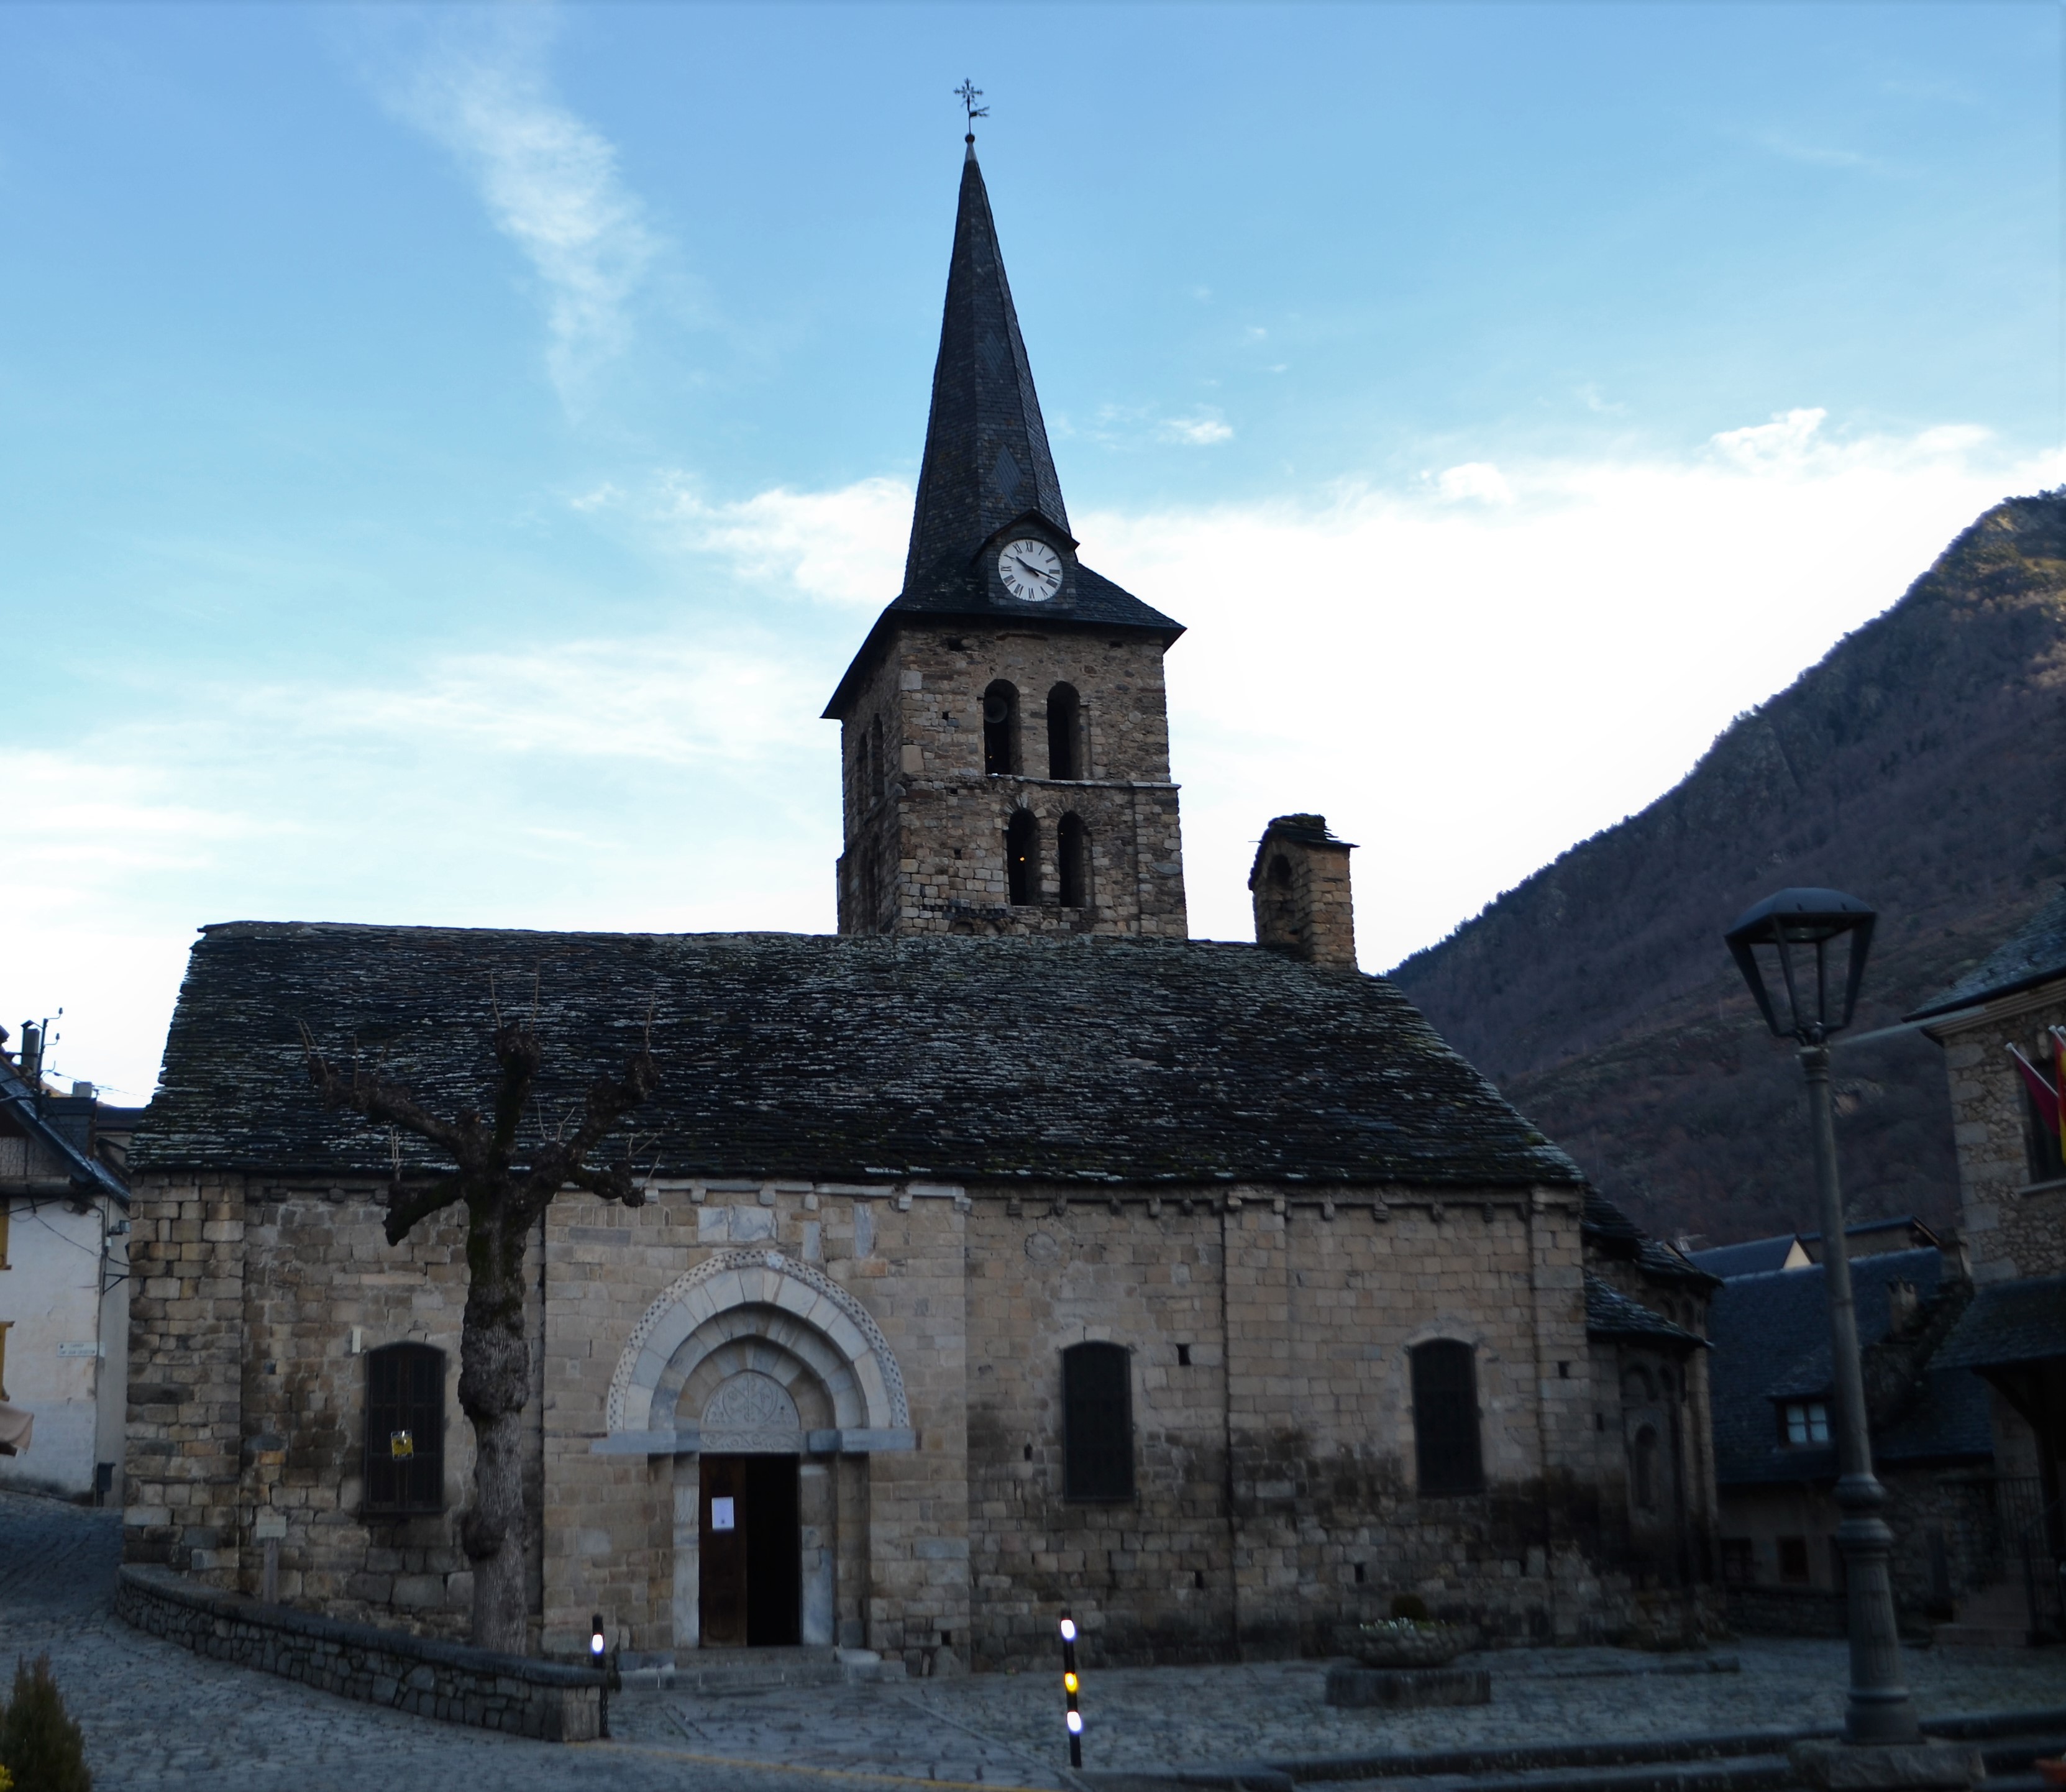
1390;492;2066;1244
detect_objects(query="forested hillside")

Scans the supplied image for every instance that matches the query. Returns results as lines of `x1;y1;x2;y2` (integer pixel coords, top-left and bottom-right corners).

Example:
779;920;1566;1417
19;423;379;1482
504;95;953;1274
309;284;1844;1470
1390;493;2066;1246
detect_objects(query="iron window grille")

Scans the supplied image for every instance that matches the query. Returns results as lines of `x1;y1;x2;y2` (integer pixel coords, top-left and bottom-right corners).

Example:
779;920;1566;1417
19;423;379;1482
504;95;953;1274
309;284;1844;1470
1062;1342;1134;1501
363;1342;446;1515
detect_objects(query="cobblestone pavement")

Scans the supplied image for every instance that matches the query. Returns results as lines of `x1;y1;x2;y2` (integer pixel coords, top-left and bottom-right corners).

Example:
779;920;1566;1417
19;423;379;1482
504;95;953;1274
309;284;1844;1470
5;1490;2061;1790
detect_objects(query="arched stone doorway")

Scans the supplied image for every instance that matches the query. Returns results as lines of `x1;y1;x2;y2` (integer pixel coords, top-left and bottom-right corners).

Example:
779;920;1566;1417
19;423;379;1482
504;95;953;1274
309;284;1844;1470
599;1250;913;1651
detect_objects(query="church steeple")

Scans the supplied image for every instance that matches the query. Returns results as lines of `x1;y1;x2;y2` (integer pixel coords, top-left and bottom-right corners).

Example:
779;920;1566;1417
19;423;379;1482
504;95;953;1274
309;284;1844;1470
823;144;1190;944
902;147;1072;591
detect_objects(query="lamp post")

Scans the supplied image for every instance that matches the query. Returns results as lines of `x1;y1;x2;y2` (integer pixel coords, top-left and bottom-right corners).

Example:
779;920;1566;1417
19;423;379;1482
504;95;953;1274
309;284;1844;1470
1724;889;1918;1749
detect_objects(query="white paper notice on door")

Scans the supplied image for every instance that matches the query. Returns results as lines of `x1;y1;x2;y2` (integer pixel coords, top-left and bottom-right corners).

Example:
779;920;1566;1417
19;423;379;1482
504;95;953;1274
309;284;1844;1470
711;1497;736;1532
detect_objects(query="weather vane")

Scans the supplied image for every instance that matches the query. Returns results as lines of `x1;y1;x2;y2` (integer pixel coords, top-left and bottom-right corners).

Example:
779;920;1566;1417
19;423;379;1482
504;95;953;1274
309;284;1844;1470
956;78;989;142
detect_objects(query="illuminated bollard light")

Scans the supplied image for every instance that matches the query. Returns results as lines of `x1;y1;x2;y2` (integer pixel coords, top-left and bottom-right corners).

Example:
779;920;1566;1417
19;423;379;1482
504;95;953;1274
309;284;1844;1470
1059;1609;1082;1768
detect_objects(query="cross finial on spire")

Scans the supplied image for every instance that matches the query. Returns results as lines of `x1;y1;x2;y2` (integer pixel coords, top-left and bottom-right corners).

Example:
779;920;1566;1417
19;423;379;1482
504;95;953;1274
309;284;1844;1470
956;78;988;145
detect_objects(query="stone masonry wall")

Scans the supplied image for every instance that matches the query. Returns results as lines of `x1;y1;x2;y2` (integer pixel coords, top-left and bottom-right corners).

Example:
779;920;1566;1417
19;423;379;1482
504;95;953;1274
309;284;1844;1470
116;1563;603;1741
963;1183;1619;1671
129;1168;1707;1675
1936;987;2066;1283
124;1173;249;1588
836;624;1189;939
126;1176;547;1645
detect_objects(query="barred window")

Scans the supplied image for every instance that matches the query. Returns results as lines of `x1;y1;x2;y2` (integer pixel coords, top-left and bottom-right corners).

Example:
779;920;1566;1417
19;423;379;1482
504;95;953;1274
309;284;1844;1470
1062;1342;1133;1501
1410;1339;1483;1496
363;1342;446;1515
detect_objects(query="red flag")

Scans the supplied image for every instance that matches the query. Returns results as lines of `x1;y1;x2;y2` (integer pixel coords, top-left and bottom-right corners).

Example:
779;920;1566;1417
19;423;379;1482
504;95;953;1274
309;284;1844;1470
2008;1041;2060;1135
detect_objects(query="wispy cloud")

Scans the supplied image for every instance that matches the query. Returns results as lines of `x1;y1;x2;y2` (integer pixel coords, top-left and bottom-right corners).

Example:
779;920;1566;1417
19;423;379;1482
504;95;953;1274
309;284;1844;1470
654;476;910;608
1747;127;1885;174
1433;461;1514;505
378;17;659;402
1159;412;1235;447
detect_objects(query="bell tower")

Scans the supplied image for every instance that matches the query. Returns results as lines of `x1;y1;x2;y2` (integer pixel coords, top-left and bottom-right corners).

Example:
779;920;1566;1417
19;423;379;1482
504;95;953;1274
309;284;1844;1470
824;144;1189;939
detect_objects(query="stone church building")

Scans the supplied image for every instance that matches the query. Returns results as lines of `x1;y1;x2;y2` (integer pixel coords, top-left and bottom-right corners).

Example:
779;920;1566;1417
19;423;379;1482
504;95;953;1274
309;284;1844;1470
122;145;1719;1671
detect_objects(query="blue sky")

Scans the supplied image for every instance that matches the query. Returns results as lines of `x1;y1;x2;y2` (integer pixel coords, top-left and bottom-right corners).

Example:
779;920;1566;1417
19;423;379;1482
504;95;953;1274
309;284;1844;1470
2;2;2059;1099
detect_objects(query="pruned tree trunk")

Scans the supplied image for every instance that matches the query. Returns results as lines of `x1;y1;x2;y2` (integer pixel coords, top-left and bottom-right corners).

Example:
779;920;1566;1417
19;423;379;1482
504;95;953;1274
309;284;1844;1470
457;1204;534;1654
304;1005;656;1655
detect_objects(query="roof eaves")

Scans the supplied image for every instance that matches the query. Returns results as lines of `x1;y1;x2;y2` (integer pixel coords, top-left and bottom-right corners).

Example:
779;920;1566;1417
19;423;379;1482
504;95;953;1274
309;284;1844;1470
0;1058;129;1206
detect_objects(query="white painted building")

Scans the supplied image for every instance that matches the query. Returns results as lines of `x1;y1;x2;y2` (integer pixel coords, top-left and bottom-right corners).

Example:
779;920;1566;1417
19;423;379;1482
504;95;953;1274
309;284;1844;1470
1;1023;132;1502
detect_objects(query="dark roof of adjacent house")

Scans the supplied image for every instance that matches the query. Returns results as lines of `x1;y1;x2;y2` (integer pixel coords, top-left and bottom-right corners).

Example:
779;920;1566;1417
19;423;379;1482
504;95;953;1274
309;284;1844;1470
1689;1234;1803;1279
1934;1275;2066;1372
1584;1273;1706;1350
132;923;1589;1189
1799;1215;1941;1253
1908;884;2066;1022
0;1056;128;1204
1708;1246;1991;1486
1581;1191;1716;1285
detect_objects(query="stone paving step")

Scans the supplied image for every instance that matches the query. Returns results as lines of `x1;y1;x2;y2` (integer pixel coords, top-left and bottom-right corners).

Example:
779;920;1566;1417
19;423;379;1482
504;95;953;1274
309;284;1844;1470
1079;1712;2066;1792
619;1645;906;1693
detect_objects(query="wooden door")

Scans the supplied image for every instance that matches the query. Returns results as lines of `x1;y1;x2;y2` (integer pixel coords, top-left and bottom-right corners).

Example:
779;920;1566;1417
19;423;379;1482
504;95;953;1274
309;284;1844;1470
700;1455;747;1647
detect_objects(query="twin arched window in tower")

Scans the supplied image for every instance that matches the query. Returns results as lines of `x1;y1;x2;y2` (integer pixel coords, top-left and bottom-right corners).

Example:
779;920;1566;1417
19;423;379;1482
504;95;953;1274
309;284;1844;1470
989;680;1092;908
1004;809;1092;909
982;680;1086;780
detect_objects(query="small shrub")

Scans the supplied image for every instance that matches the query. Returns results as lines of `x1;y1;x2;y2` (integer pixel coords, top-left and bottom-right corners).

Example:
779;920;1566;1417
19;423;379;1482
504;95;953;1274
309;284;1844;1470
1389;1593;1430;1623
0;1654;91;1792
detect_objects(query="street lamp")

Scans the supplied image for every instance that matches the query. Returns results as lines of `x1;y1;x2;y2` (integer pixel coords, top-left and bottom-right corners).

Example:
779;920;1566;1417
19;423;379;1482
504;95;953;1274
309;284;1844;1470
1724;889;1916;1748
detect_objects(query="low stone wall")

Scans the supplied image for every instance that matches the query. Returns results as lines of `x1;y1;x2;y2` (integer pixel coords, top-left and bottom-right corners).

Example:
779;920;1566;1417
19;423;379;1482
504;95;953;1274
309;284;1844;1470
1724;1584;1935;1642
115;1565;603;1742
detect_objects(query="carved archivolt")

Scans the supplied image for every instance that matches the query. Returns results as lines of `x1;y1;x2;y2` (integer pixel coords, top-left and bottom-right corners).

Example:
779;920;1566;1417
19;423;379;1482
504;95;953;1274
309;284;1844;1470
605;1248;910;1435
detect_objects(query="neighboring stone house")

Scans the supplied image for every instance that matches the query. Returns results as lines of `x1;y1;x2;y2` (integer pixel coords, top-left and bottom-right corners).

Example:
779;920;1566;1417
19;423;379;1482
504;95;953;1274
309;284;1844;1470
1701;1242;1994;1637
1;1021;134;1501
1908;884;2066;1639
122;144;1719;1671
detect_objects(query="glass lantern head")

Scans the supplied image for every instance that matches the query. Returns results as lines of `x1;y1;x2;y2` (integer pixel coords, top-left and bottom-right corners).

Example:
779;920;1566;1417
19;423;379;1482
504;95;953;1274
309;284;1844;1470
1724;887;1876;1043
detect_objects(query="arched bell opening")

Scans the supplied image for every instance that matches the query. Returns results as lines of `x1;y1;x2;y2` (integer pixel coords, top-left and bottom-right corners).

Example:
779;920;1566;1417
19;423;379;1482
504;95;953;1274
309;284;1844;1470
983;680;1021;776
1006;808;1040;905
1046;682;1082;780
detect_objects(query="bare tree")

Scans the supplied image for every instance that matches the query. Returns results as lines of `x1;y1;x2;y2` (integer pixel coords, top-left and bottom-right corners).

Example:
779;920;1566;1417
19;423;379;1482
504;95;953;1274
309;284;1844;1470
304;1000;657;1655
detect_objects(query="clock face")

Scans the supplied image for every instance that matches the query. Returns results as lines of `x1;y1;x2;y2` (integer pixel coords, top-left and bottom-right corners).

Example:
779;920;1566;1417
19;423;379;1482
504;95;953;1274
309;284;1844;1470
997;537;1063;603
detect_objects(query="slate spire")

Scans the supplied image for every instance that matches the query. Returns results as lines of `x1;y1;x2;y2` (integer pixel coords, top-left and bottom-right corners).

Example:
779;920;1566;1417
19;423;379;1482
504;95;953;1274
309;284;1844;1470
902;146;1072;592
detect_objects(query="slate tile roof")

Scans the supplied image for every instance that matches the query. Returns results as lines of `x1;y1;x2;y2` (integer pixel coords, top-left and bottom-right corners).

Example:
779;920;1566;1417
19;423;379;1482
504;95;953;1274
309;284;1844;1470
1933;1274;2066;1371
132;925;1589;1189
1908;884;2066;1020
1584;1273;1705;1350
0;1051;128;1204
901;148;1071;595
1580;1191;1716;1284
1706;1246;1992;1486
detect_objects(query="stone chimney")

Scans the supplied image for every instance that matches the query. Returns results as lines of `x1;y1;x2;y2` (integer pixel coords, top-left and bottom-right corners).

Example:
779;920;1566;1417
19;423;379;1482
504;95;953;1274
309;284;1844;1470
1249;815;1357;968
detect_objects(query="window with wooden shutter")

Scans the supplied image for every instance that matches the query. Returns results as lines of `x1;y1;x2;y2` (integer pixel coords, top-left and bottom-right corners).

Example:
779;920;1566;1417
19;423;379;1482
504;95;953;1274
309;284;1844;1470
363;1343;446;1515
1410;1339;1483;1496
1062;1342;1133;1501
